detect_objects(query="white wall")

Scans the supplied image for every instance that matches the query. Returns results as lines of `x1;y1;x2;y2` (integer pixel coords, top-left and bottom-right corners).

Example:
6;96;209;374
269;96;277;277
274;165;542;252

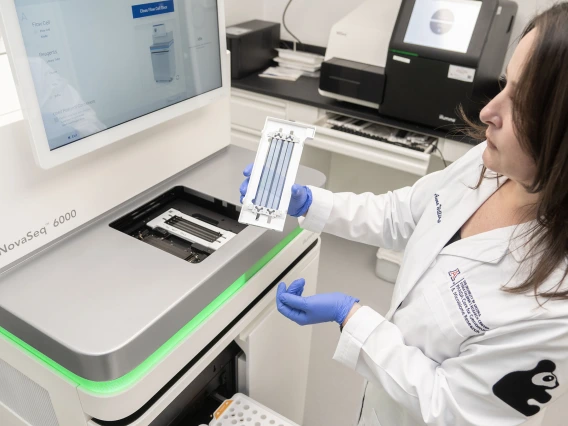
224;0;366;46
224;0;264;26
504;0;562;63
511;0;563;41
225;0;564;52
262;0;366;47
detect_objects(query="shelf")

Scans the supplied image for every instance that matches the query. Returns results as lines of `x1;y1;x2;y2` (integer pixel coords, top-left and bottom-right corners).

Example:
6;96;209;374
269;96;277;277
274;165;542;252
231;73;477;146
311;117;432;176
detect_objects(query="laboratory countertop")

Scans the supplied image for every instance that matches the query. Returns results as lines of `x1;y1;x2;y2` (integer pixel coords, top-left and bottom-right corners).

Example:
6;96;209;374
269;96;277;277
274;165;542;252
231;72;477;145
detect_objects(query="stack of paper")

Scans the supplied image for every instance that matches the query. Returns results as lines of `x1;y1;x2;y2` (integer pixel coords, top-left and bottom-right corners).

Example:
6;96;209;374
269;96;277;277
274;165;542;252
259;66;304;81
260;48;324;81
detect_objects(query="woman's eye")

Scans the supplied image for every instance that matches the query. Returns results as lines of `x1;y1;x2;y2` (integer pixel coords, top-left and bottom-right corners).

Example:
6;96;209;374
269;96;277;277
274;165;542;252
499;76;508;91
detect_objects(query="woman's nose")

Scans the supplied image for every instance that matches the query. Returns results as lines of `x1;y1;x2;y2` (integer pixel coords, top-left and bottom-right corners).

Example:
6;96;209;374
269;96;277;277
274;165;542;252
480;99;503;129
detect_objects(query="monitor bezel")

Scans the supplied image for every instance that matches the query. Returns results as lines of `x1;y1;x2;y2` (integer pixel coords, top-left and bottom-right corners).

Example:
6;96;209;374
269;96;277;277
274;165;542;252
0;0;229;169
389;0;496;67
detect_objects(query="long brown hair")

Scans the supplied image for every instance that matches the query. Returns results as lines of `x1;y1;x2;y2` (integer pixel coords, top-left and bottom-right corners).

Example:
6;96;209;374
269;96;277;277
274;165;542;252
463;2;568;300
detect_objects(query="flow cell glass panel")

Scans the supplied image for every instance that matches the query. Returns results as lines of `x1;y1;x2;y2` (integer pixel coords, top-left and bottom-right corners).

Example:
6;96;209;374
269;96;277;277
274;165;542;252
13;0;222;150
403;0;482;54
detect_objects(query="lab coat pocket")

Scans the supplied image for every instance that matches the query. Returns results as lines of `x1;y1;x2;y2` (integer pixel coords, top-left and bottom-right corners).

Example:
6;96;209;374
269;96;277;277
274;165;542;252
431;262;493;341
422;286;465;339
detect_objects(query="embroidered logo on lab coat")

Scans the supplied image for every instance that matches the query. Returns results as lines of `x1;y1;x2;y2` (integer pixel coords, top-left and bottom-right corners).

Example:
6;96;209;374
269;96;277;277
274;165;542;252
434;194;442;223
449;276;490;334
493;360;559;417
448;268;461;282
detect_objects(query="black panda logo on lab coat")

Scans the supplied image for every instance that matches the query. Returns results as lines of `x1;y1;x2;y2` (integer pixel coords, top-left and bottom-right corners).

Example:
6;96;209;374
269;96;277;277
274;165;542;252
493;360;559;416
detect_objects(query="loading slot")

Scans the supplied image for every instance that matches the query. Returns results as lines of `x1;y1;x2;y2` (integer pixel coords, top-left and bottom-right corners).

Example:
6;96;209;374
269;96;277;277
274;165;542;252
110;186;246;264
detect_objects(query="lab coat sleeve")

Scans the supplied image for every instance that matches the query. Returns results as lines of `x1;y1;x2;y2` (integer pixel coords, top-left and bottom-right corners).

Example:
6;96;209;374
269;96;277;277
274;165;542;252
298;143;485;250
334;307;568;425
298;178;435;251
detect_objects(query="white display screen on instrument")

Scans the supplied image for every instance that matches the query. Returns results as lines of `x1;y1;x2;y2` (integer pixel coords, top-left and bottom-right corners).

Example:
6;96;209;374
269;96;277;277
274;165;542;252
14;0;222;150
403;0;482;54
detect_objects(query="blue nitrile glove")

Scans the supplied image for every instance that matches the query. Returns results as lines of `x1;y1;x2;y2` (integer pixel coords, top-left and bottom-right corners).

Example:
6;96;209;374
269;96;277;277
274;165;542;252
276;279;360;326
240;163;313;217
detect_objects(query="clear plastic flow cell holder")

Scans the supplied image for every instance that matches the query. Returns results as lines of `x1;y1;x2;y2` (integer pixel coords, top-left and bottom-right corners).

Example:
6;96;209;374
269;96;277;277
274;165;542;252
239;117;316;232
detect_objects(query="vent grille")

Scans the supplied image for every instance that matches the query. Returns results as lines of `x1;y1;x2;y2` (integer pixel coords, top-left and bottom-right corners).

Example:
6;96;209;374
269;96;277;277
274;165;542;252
0;358;59;426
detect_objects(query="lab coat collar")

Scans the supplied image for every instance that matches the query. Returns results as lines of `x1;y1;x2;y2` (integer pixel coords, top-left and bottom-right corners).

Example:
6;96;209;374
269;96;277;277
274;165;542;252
387;174;505;320
438;228;513;264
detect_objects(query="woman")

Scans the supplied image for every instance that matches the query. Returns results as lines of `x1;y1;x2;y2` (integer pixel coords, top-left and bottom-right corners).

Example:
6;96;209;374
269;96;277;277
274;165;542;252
240;4;568;425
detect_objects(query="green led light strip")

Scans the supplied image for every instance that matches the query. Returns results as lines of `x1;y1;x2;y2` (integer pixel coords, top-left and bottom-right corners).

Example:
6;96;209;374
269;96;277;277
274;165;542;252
390;49;419;57
0;227;303;395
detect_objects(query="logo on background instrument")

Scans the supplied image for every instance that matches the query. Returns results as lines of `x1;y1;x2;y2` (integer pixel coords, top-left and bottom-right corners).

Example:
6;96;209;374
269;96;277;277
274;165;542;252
448;268;461;282
439;114;456;123
434;194;442;223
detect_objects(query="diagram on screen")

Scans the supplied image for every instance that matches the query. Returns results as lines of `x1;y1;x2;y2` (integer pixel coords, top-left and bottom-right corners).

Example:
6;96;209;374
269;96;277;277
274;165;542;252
150;23;176;82
430;9;455;35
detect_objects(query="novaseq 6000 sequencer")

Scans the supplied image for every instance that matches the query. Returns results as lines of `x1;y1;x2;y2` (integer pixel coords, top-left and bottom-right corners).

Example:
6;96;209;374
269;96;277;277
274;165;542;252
0;0;324;425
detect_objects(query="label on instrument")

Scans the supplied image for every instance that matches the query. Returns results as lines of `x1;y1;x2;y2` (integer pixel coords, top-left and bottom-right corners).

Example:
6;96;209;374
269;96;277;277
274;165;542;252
448;65;475;83
214;400;233;419
393;55;411;64
226;26;252;36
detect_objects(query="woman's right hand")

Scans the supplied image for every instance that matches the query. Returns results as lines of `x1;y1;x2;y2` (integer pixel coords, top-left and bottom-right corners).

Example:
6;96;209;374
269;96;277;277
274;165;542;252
239;163;312;217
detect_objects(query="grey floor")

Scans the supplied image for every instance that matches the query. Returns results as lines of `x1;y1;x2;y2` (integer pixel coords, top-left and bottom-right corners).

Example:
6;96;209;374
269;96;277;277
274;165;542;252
303;233;394;426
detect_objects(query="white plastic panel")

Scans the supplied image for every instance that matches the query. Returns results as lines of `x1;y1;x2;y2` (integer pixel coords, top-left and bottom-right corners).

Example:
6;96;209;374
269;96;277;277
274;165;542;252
239;118;316;232
235;250;318;424
0;403;29;426
0;334;88;426
0;358;58;426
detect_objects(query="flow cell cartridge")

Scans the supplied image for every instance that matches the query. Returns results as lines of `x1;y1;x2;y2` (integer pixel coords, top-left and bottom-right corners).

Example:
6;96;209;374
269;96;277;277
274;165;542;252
239;117;316;232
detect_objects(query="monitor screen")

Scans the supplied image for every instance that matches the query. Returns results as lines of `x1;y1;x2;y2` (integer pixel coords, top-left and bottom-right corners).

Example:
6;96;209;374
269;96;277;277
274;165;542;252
403;0;482;54
14;0;222;151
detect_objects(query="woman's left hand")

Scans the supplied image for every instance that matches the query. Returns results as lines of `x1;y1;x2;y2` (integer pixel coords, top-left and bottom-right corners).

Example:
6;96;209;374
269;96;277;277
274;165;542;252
276;278;359;326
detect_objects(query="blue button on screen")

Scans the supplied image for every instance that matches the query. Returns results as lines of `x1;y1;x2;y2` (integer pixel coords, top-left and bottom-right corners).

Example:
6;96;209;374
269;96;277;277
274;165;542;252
132;1;175;19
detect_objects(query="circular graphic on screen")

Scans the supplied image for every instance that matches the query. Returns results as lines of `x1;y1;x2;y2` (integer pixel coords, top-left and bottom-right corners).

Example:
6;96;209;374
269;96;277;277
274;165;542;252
430;9;455;35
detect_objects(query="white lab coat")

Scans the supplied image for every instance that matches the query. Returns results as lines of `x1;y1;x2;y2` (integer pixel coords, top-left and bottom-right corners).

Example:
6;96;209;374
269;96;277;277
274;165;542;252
299;142;568;426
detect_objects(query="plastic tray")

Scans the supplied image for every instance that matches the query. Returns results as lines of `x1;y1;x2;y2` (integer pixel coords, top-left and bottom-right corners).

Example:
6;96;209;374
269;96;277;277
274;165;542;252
208;393;300;426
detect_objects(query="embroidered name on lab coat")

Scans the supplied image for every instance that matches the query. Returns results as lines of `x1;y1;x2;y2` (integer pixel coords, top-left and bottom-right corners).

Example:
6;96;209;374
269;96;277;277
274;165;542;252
434;194;442;223
449;276;490;334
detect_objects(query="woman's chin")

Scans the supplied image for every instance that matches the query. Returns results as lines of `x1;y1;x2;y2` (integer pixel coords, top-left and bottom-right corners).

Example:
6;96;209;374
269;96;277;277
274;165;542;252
482;148;498;172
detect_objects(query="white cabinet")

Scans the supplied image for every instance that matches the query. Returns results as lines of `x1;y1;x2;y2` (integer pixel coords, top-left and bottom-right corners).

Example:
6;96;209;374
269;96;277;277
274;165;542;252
230;88;473;181
231;124;261;152
231;89;287;130
310;117;433;176
236;241;320;425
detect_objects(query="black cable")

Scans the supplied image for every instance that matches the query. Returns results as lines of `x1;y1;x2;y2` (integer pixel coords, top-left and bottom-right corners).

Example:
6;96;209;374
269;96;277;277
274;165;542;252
283;0;302;46
433;143;448;168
